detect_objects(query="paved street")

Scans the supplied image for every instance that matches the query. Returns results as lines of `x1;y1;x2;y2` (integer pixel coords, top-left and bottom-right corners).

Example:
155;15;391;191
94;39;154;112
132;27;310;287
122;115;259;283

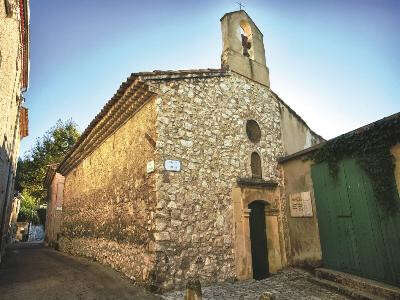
163;268;351;300
0;243;352;300
0;242;161;300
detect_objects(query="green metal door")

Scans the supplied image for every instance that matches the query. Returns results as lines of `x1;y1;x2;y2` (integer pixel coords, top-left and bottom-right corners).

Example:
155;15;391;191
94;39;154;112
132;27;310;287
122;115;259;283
312;159;400;287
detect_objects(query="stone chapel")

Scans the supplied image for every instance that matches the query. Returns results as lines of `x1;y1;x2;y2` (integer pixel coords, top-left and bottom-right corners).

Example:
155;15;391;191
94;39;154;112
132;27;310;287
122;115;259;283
45;10;324;291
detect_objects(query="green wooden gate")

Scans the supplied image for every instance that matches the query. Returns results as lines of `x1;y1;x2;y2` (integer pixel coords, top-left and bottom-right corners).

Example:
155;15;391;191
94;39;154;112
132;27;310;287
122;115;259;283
311;158;400;287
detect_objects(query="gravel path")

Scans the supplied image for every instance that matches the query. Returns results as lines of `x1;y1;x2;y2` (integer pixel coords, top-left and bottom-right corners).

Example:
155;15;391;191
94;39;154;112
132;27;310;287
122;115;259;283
162;268;350;300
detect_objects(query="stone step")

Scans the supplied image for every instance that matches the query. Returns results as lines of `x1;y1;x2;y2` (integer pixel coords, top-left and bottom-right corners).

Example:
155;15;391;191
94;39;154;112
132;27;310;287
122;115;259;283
308;277;384;300
315;268;400;299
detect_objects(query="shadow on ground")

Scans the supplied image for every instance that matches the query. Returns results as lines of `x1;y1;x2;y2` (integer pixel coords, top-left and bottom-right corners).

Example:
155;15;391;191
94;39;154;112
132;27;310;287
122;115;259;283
0;242;161;300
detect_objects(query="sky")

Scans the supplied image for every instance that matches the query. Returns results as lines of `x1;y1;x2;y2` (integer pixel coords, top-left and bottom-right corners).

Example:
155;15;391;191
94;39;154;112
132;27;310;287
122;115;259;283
21;0;400;156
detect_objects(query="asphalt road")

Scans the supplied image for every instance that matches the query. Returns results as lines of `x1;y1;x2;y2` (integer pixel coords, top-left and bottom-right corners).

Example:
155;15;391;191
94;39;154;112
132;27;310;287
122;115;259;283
0;242;161;300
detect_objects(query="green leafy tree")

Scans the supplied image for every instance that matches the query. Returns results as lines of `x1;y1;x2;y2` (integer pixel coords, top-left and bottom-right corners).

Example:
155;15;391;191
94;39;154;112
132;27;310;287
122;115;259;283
15;119;80;205
18;190;39;224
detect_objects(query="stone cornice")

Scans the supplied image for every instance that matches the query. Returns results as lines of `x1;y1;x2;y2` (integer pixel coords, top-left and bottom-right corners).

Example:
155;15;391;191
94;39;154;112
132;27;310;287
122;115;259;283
58;77;156;176
57;68;228;176
237;177;278;189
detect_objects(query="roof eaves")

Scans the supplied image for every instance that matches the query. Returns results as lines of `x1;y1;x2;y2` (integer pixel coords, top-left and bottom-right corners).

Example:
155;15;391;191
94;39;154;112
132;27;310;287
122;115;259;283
278;142;324;164
20;0;30;91
56;68;227;176
135;68;228;81
278;111;400;164
57;75;155;175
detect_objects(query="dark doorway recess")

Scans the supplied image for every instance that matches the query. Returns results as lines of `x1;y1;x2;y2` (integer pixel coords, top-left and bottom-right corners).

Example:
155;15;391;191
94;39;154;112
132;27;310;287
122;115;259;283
248;201;269;280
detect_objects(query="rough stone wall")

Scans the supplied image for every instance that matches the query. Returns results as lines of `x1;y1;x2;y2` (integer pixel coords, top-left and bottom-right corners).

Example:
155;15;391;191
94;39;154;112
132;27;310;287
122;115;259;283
59;98;158;286
0;0;23;257
8;195;20;243
149;73;287;290
45;173;64;246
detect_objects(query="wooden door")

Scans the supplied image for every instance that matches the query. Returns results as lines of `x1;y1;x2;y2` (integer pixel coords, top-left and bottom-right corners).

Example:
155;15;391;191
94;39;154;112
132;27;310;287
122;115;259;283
312;159;400;287
249;201;269;280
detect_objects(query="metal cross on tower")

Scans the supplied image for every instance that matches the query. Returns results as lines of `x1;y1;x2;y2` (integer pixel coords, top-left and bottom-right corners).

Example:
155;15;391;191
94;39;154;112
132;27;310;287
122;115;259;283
236;2;245;10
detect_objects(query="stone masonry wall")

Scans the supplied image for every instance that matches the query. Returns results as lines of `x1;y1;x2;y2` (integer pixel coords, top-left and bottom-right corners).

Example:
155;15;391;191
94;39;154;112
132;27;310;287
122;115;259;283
0;0;23;257
60;98;158;286
149;73;290;290
0;0;22;173
45;172;64;246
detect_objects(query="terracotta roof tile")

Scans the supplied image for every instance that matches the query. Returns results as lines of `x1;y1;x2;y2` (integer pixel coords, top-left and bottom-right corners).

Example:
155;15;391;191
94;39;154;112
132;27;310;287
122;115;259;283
57;68;229;175
279;111;400;163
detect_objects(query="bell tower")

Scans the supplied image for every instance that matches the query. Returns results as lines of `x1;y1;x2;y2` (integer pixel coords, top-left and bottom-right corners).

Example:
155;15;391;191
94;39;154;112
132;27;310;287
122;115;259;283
220;10;270;87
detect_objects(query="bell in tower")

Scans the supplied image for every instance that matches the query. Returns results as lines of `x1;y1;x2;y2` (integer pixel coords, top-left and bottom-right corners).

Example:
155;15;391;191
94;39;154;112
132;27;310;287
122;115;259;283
220;10;270;87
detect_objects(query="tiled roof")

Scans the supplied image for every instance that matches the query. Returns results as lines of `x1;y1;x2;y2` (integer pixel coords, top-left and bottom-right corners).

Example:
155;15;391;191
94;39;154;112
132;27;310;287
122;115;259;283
57;68;228;175
19;106;28;139
57;77;152;175
19;0;30;90
135;68;227;81
279;111;400;163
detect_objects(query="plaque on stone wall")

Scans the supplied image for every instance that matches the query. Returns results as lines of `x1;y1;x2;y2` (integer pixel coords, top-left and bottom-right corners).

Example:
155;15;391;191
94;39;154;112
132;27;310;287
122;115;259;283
289;191;313;217
164;160;181;172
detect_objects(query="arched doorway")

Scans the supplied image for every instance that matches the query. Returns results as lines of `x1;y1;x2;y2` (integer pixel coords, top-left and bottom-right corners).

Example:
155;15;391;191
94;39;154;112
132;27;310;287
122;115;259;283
248;200;269;280
232;186;284;280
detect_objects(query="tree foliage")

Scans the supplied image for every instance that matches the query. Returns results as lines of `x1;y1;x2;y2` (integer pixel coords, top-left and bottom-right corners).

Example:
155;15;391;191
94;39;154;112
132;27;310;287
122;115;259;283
15;119;80;205
18;190;39;224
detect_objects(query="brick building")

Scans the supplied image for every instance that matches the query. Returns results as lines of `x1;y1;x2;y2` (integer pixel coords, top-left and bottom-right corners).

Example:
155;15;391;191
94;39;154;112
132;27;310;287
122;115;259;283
0;0;30;260
46;11;324;291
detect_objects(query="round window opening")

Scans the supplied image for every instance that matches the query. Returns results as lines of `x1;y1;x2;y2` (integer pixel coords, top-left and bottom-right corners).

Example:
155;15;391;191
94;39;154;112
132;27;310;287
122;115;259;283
246;120;261;143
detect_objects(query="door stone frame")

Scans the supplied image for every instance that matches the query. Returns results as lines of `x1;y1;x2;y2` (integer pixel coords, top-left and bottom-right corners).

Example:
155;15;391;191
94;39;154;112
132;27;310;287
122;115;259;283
232;186;286;280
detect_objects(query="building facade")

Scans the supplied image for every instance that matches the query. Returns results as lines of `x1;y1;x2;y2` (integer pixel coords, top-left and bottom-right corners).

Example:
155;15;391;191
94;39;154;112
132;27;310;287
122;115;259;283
0;0;30;260
46;11;323;291
280;113;400;288
44;165;64;248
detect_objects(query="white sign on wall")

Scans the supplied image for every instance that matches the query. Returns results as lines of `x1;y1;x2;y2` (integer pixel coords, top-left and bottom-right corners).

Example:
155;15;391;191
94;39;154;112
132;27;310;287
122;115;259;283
289;191;313;217
164;160;181;172
147;160;155;173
